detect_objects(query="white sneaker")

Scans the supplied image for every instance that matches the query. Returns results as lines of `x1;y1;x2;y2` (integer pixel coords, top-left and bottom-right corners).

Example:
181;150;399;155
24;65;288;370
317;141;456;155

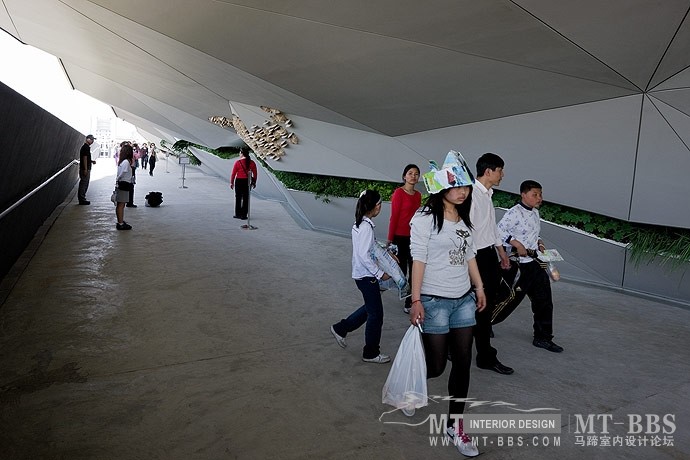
403;306;411;314
445;421;479;457
330;326;347;348
362;354;391;364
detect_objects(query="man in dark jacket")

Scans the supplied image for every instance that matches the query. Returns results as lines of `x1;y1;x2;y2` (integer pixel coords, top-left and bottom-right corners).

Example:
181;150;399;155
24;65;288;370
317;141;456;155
78;134;96;205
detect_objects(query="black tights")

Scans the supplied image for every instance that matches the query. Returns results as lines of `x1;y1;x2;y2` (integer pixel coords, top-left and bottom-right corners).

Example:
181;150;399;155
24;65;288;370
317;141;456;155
423;327;474;427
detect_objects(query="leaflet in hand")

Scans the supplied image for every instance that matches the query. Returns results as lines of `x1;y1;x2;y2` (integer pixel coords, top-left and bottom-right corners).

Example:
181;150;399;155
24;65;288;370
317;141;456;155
538;249;564;262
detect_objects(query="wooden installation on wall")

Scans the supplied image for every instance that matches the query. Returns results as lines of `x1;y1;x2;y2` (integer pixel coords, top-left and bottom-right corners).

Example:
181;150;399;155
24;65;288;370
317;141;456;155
208;107;298;161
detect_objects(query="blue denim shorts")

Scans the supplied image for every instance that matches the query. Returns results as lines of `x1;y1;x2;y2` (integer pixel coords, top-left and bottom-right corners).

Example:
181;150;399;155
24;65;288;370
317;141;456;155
420;292;477;334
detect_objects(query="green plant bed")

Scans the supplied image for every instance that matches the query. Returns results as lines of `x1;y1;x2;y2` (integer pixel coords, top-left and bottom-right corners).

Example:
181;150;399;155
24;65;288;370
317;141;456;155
160;139;241;165
492;190;690;268
270;170;399;203
178;138;690;268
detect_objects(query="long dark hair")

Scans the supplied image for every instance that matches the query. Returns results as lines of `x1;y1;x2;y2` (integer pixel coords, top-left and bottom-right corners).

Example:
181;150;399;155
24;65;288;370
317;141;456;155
420;187;473;233
241;149;251;170
355;190;381;228
118;145;133;165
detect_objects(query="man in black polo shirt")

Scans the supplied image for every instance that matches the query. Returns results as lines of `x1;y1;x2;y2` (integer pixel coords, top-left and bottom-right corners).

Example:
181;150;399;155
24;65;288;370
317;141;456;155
78;134;97;205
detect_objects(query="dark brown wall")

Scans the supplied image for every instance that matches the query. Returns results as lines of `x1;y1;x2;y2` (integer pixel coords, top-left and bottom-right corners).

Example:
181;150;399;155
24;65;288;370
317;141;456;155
0;81;84;280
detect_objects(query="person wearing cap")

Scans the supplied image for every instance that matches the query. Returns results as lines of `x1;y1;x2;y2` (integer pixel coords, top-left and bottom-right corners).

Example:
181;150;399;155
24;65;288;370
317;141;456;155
470;153;513;375
78;134;97;205
409;150;486;458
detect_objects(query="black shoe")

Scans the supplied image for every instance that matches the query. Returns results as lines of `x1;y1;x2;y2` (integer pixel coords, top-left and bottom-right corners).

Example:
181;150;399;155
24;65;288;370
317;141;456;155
533;338;564;353
478;361;514;375
233;215;240;219
126;204;138;208
240;216;248;220
78;200;90;205
116;222;132;230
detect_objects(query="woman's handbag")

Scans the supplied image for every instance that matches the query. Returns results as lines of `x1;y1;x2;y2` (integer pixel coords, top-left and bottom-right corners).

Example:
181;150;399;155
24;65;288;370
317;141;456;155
110;188;118;204
382;324;427;416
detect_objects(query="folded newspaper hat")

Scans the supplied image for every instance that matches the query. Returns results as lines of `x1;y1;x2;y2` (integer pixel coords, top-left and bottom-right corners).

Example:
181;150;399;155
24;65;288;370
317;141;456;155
422;150;475;194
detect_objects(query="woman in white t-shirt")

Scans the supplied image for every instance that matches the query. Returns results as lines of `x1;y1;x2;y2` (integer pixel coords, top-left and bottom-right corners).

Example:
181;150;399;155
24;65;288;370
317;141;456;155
409;151;486;458
115;144;134;230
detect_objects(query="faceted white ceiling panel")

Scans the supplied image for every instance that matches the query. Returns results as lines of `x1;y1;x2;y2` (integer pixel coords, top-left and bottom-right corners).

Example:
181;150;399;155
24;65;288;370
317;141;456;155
515;0;690;90
653;66;690;92
62;0;373;132
649;88;690;117
66;65;201;142
649;95;690;148
223;0;635;87
4;0;690;228
397;96;642;221
0;6;16;36
631;96;690;227
648;12;690;89
86;0;638;135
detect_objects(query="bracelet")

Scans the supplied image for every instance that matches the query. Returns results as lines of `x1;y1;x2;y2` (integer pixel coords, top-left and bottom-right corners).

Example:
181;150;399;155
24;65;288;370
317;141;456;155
474;287;484;291
411;299;422;305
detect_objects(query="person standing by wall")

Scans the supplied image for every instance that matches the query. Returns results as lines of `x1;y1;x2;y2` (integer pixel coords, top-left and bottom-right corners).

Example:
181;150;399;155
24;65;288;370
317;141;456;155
115;145;134;230
77;134;96;205
409;151;485;457
387;164;421;314
230;149;258;220
470;153;513;375
331;190;392;364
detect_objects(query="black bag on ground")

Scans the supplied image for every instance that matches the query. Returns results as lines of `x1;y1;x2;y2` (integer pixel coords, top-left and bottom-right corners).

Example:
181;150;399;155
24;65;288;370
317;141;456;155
145;191;163;207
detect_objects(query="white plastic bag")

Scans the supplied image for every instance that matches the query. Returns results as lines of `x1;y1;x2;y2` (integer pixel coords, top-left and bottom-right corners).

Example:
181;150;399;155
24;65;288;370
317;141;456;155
382;324;427;415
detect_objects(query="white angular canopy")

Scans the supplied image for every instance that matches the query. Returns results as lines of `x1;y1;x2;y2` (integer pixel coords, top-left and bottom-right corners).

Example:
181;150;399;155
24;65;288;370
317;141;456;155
2;0;689;227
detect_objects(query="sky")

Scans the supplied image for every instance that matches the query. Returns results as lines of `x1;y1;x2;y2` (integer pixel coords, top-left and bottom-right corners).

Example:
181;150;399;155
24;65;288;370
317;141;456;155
0;29;136;137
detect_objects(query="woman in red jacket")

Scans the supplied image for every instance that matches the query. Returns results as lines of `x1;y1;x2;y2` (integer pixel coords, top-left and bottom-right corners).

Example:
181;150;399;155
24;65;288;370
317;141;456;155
387;164;421;313
230;149;258;220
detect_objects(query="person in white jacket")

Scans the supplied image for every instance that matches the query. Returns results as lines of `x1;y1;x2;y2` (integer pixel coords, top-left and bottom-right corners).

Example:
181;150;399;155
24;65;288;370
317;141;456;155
330;190;392;364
